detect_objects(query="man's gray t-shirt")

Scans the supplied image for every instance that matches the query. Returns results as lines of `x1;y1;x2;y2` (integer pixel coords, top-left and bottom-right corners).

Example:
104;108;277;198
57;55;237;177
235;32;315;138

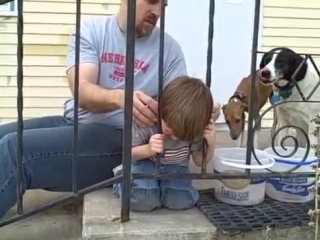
65;15;187;128
132;123;203;166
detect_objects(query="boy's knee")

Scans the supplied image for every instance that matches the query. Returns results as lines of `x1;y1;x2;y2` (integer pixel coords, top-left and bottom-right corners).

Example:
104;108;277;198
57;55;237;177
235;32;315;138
113;178;161;212
161;187;199;210
132;160;156;174
131;187;161;212
130;161;160;211
159;165;198;210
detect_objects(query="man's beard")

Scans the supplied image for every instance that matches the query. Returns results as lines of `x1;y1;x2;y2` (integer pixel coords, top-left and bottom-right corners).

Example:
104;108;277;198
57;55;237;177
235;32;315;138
135;23;155;37
135;15;158;37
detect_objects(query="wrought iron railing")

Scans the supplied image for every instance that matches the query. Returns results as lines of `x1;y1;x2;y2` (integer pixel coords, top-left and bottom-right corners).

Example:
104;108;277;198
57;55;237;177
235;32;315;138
0;0;319;230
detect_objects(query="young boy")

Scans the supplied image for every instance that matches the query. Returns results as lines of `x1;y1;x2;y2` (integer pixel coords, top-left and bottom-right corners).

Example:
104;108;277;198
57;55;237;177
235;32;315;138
113;76;217;211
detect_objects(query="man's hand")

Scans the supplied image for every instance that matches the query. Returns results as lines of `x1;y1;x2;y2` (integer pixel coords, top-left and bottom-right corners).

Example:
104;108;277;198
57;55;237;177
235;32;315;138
119;90;158;127
133;91;158;127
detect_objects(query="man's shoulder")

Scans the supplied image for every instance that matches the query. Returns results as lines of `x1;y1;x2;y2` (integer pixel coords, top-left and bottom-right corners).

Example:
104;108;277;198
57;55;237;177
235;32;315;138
164;31;180;48
81;15;115;29
151;27;182;51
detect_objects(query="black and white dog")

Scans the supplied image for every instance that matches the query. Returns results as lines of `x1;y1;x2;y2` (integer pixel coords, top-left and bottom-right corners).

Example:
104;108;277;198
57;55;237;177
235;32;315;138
258;47;319;147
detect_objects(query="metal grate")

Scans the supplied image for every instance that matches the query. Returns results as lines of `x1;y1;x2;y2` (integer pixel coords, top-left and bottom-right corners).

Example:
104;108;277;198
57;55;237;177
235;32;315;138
197;189;313;235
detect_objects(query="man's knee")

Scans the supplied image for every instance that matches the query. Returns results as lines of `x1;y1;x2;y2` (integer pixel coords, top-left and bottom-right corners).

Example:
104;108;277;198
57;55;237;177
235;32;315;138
0;122;18;141
0;133;22;188
0;132;17;160
0;116;67;142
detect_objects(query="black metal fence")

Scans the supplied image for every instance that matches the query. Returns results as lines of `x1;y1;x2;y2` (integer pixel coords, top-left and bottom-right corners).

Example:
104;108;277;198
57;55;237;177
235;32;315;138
0;0;319;228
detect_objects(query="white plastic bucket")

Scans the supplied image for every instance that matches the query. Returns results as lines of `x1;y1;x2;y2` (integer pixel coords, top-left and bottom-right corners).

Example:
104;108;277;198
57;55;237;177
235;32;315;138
264;147;316;203
213;148;275;206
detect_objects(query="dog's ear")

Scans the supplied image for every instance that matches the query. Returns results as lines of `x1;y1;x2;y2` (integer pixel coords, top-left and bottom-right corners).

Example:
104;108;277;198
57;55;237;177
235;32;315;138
259;52;273;69
221;104;227;113
290;54;307;81
291;53;303;67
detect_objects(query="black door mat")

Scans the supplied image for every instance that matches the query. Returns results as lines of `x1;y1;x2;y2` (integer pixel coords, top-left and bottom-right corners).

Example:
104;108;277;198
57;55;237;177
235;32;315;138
197;189;314;235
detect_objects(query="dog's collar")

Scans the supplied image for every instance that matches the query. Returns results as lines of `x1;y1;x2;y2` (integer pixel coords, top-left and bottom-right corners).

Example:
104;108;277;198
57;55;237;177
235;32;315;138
274;71;306;99
269;94;280;105
229;91;246;102
274;81;292;90
274;82;293;99
273;84;292;100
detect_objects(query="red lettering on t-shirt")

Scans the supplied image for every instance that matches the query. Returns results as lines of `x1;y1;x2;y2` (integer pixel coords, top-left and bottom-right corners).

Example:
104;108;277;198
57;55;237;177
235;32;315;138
102;52;150;83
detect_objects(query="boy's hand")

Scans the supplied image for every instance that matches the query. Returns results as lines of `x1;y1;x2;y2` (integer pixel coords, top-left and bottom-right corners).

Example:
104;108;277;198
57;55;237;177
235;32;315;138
212;102;221;122
148;134;164;155
203;120;217;146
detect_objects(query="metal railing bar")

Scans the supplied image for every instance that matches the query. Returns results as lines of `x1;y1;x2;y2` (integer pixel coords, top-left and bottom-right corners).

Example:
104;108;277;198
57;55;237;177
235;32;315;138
205;0;214;90
201;0;215;175
0;195;77;228
245;0;261;172
309;56;320;79
72;0;82;194
0;175;122;228
306;56;320;100
155;0;166;173
133;172;315;179
291;55;308;101
16;0;24;215
120;0;136;223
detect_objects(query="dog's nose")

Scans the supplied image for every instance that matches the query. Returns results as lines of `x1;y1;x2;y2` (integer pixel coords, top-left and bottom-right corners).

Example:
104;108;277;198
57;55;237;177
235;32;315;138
230;133;238;140
260;69;271;80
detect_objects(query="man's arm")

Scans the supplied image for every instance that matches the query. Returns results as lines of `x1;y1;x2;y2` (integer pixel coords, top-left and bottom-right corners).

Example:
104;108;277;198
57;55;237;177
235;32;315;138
66;19;123;113
163;38;188;86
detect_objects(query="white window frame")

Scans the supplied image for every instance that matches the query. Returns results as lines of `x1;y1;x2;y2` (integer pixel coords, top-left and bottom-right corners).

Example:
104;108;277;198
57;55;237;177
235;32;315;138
0;0;17;17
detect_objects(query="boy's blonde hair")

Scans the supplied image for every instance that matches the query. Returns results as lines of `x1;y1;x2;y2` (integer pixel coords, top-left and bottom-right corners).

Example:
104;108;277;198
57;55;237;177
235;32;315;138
160;76;213;141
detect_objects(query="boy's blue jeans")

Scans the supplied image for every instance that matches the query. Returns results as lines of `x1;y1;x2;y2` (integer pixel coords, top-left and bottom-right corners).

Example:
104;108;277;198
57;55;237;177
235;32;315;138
0;116;123;220
113;160;199;211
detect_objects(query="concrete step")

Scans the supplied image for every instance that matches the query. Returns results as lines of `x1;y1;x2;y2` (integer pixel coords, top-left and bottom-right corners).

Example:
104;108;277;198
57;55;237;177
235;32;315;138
82;189;217;240
215;227;314;240
82;190;315;240
0;190;82;240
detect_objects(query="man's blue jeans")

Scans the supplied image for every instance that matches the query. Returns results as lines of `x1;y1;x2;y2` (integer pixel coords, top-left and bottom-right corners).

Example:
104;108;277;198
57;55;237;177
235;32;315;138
0;115;123;219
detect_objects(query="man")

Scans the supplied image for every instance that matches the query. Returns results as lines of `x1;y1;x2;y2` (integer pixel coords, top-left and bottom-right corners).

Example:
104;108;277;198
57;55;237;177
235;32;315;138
0;0;220;219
